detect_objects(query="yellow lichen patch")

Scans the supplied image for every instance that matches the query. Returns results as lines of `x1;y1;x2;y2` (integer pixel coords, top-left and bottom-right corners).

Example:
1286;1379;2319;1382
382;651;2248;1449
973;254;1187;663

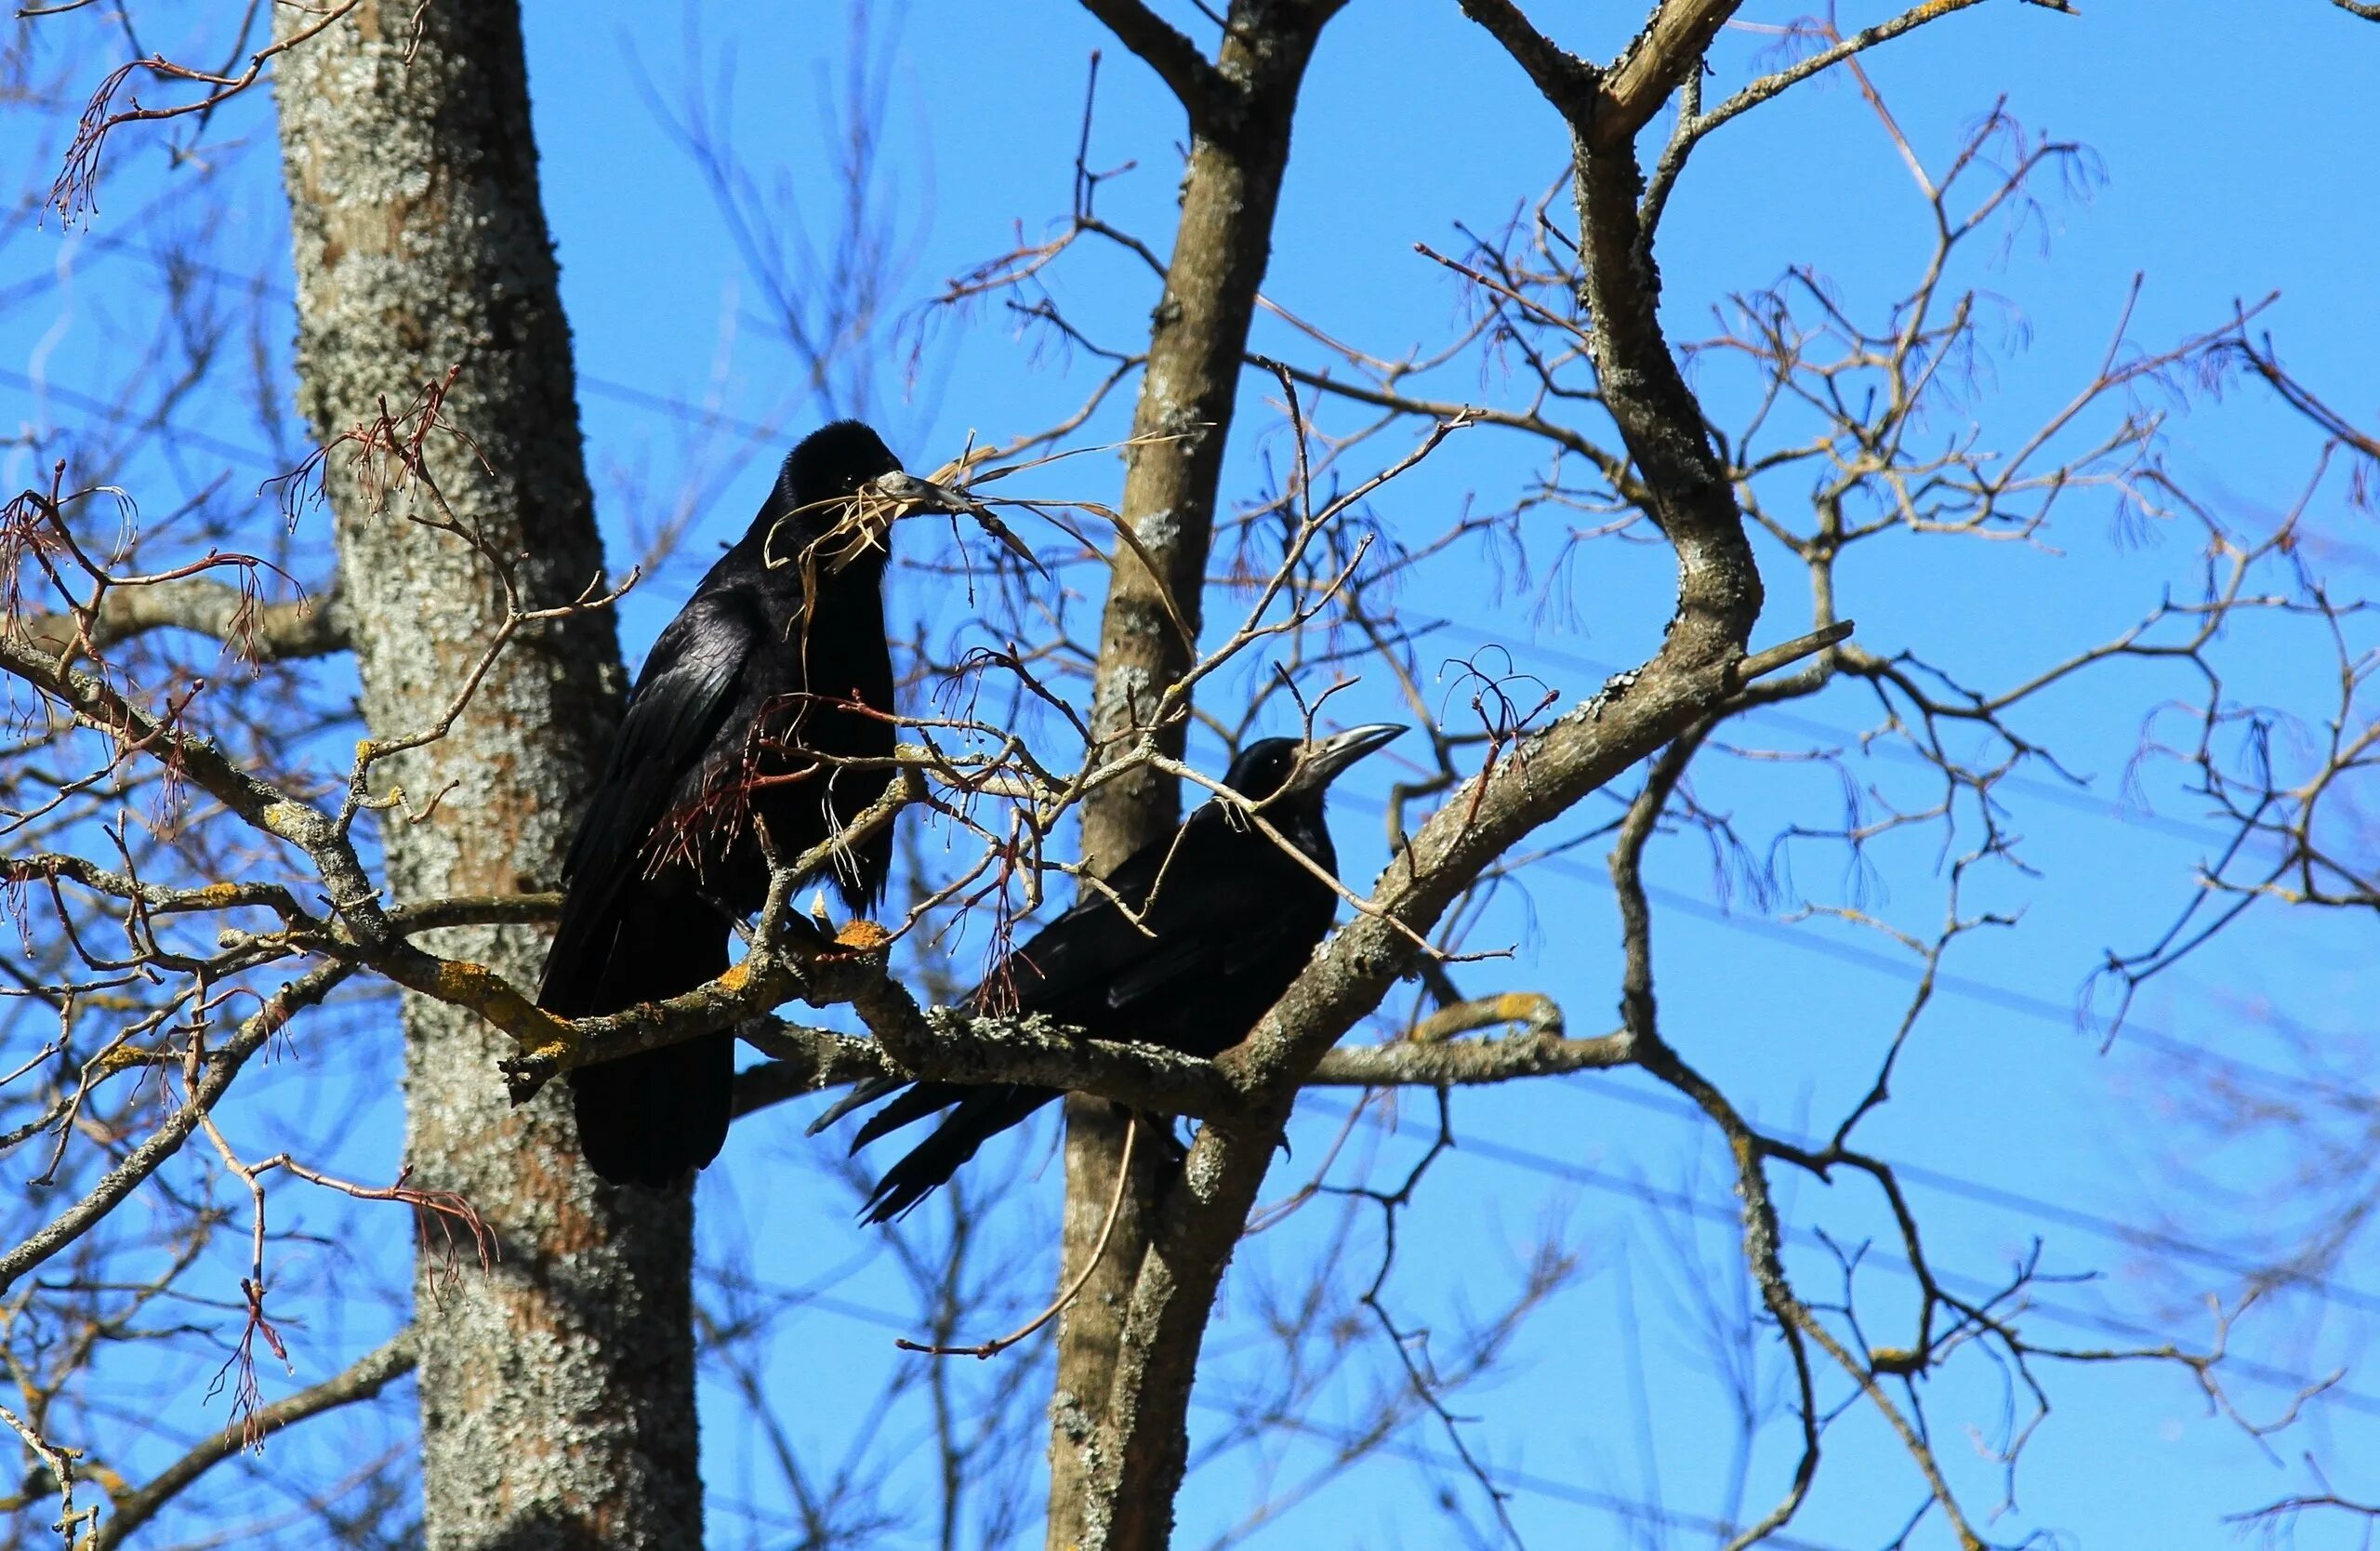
430;957;503;1001
834;920;893;952
423;956;569;1047
1492;991;1547;1024
715;960;754;993
1869;1346;1926;1377
261;800;316;837
80;1463;129;1498
185;882;251;908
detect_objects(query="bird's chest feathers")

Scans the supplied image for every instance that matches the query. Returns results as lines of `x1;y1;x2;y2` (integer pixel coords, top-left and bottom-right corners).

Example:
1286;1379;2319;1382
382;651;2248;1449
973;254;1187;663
775;573;890;696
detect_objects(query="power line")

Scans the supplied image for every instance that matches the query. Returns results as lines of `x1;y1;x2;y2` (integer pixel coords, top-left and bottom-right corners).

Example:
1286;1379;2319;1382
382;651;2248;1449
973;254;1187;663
778;1284;1852;1549
0;363;282;471
1427;618;2234;850
576;373;787;446
1336;779;2315;1103
1298;1093;2380;1421
1640;865;2312;1091
1577;1074;2380;1318
1635;868;2315;1097
1323;790;2380;1321
64;232;800;448
1225;1409;1849;1551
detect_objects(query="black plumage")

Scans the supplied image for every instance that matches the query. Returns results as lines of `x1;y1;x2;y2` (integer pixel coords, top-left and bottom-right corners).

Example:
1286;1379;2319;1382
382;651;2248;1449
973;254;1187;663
541;420;961;1186
821;722;1406;1222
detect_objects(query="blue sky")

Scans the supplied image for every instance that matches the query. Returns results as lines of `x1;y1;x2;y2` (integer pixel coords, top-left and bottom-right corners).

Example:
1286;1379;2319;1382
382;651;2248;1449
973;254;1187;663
6;1;2379;1546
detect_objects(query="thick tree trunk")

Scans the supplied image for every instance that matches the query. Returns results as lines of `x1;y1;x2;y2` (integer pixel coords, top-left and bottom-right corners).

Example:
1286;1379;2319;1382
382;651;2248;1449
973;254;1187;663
1052;5;1345;1546
273;7;701;1547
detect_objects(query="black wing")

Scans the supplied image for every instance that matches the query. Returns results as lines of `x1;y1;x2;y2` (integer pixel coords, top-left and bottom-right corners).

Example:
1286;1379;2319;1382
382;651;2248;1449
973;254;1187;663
1000;815;1310;1031
539;587;766;1014
968;821;1190;1016
815;810;1327;1163
808;824;1204;1144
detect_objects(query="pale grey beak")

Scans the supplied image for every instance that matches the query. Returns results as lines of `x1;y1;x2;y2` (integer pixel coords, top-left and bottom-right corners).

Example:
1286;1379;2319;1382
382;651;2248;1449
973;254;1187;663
865;469;1045;573
866;469;977;516
1285;722;1407;796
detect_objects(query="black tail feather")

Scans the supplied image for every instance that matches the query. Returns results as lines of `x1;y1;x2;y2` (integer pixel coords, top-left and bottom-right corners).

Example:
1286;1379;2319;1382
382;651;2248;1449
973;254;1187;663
805;1073;911;1138
851;1080;971;1150
860;1084;1059;1223
544;888;736;1187
570;1031;736;1186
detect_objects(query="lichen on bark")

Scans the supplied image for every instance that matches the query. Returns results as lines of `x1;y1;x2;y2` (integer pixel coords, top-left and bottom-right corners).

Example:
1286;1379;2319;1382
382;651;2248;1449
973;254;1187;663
271;5;700;1546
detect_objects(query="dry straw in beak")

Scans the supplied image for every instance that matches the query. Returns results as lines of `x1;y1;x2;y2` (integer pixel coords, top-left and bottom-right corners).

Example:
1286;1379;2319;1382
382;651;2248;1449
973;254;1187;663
771;429;1212;583
760;492;892;576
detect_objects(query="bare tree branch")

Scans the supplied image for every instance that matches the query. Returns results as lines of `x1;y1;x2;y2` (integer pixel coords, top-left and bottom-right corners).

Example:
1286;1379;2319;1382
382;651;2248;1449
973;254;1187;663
90;1330;416;1550
1054;4;1357;1537
730;992;1617;1120
1600;0;1744;143
18;579;348;663
1454;1;1600;123
0;961;355;1294
1306;1025;1629;1087
1077;0;1233;126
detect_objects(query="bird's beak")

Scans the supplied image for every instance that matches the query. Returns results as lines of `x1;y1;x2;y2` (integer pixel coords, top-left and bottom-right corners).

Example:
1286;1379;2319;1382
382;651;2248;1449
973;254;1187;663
809;471;967;573
864;469;1047;575
866;469;976;517
1285;722;1407;795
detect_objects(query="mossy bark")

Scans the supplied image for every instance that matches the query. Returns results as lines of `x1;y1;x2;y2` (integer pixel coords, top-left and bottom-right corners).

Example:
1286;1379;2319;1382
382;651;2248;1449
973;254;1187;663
273;7;701;1545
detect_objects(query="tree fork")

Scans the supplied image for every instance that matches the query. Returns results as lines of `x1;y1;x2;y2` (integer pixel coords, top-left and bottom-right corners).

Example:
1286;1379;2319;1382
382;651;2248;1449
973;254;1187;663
1053;4;1350;1546
1063;7;1775;1544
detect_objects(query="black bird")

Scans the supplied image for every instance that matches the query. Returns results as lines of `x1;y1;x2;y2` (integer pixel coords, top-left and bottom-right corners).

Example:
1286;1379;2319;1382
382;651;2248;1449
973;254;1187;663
819;722;1406;1222
541;420;969;1186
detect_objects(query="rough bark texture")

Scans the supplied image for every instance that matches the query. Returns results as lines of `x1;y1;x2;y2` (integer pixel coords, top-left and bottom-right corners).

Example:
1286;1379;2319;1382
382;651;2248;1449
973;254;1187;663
1075;0;1342;873
1052;7;1766;1546
1052;6;1346;1545
1048;1090;1169;1551
272;7;701;1548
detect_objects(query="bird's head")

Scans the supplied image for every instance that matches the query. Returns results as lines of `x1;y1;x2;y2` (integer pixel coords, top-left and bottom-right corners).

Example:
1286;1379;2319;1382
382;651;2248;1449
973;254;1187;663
1222;723;1407;815
760;420;981;576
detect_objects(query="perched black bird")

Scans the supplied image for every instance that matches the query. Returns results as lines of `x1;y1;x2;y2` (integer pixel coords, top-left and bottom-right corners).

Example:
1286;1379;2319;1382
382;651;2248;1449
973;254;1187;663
541;420;969;1186
819;722;1406;1222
